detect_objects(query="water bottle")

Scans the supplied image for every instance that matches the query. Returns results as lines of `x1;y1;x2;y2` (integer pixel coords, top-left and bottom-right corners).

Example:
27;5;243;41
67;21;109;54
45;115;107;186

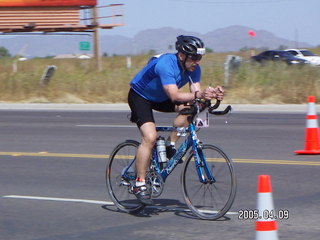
156;136;167;163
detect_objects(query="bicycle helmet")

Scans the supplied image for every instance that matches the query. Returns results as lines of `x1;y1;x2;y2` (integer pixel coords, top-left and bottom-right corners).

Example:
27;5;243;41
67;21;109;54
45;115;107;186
175;35;206;56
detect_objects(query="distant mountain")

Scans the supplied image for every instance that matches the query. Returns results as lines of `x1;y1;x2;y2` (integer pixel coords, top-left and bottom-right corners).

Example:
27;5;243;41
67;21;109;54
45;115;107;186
0;25;312;58
203;25;305;52
104;27;200;55
0;34;87;57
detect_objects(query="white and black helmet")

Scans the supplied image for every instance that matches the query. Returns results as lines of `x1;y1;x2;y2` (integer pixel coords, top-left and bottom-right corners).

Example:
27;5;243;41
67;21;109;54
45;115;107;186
175;35;206;56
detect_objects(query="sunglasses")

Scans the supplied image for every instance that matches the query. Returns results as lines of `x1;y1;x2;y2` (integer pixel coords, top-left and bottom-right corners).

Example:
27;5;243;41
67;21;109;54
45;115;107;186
188;54;203;61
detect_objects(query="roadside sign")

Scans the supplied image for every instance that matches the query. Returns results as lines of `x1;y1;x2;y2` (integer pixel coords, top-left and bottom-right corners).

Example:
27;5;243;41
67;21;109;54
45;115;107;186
80;41;91;51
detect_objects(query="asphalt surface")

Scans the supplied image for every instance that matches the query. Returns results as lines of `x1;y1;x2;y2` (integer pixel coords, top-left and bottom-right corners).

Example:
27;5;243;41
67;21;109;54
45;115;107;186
0;105;319;240
0;102;318;112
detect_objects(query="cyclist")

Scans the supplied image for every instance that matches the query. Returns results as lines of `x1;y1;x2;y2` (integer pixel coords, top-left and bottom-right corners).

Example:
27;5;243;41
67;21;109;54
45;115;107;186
128;35;224;205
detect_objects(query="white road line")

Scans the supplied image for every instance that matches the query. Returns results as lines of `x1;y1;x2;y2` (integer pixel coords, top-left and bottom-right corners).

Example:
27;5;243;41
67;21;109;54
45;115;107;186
3;195;238;215
3;195;113;205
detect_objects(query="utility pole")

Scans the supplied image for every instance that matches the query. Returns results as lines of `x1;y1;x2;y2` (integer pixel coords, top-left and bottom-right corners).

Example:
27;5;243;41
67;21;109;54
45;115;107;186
92;6;102;71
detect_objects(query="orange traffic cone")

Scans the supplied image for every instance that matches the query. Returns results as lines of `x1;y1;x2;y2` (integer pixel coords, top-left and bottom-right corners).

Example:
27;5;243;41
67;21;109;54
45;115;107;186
255;175;279;240
294;96;320;154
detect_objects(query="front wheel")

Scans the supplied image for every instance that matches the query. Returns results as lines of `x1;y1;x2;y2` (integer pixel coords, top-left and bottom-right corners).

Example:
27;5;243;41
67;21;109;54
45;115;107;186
106;140;144;214
181;144;237;220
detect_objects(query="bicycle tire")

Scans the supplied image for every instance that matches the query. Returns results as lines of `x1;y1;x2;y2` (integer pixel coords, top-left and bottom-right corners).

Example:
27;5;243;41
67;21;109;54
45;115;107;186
181;144;237;220
106;140;145;214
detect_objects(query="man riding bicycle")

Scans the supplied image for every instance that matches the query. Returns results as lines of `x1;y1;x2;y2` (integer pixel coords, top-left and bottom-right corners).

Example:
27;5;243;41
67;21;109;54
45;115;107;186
128;35;224;205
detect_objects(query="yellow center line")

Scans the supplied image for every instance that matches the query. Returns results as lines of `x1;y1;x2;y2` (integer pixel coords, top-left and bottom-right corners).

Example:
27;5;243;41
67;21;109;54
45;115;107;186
232;158;320;166
0;152;107;159
0;151;319;166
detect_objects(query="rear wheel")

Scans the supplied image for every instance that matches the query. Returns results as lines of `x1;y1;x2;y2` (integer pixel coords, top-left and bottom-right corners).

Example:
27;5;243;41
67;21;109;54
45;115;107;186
181;144;236;220
106;140;144;213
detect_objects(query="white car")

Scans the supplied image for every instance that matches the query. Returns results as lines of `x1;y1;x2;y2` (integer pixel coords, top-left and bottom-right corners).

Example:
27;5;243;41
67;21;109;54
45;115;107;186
285;49;320;66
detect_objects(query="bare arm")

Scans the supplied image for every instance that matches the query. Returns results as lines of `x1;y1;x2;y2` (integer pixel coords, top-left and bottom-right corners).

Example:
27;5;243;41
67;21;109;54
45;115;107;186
163;83;224;103
163;84;196;103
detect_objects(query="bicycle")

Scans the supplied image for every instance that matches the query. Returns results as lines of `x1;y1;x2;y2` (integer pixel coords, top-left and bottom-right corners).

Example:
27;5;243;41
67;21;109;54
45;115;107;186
106;99;236;220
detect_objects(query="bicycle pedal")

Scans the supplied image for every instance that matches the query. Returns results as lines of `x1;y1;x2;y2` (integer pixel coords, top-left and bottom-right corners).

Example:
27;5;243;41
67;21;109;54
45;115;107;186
120;179;131;186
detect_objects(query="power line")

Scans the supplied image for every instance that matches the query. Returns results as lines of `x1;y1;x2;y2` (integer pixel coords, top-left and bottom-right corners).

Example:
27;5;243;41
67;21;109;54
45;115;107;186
169;0;302;4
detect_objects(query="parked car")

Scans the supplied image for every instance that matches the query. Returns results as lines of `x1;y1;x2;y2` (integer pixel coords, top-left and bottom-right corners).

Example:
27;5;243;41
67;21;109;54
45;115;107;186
251;50;307;65
284;49;320;66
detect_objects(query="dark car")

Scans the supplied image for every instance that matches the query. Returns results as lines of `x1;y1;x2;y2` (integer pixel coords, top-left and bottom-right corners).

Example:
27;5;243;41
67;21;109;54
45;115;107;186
251;50;307;65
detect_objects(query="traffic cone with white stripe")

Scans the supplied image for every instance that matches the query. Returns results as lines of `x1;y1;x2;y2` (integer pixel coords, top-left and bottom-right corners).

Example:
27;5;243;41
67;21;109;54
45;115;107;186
294;96;320;154
255;175;279;240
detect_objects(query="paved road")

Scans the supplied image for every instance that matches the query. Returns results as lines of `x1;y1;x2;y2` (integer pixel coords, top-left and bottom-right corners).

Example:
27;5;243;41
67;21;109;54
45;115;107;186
0;107;319;240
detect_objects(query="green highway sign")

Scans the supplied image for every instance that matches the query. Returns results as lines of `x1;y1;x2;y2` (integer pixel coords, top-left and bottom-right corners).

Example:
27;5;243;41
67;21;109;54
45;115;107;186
79;41;90;51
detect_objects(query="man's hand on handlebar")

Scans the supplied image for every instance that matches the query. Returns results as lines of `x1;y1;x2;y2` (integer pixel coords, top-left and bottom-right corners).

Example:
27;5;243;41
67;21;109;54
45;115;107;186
202;85;224;101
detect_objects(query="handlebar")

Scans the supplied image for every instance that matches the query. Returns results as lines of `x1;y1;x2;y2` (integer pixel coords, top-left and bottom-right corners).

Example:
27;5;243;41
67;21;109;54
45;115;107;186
208;101;232;115
179;99;232;116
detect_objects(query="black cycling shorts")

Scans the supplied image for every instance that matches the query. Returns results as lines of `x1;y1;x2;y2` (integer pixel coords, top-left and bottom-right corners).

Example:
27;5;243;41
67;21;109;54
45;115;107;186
128;88;176;128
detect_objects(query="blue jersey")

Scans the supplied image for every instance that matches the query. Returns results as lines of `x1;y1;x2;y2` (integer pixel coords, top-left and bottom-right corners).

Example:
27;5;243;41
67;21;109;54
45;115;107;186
130;53;201;102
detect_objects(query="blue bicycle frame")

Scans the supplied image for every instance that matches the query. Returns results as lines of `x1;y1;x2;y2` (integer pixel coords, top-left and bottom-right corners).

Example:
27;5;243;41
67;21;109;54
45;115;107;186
121;99;232;185
152;123;216;184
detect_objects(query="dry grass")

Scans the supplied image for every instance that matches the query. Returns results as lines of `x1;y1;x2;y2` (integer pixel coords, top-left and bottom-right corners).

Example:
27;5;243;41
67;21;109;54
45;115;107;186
0;49;319;104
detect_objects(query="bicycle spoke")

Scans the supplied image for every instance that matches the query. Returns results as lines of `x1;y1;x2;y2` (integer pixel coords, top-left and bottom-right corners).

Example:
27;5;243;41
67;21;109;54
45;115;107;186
106;140;144;213
181;144;236;220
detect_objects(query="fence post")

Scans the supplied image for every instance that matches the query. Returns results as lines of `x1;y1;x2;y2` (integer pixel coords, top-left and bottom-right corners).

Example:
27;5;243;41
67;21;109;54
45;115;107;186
224;55;241;86
39;65;57;87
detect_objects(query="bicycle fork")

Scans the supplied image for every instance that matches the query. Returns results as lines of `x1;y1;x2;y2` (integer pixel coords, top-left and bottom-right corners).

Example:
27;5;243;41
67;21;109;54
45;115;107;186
190;127;216;184
194;146;216;184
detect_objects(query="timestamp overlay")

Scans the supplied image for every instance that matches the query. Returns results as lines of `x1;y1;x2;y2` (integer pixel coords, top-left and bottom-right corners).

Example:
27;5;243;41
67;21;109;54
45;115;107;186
238;209;289;220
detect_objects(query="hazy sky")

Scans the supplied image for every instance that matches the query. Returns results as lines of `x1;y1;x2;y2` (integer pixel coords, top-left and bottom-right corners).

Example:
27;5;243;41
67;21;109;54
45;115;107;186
98;0;319;46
